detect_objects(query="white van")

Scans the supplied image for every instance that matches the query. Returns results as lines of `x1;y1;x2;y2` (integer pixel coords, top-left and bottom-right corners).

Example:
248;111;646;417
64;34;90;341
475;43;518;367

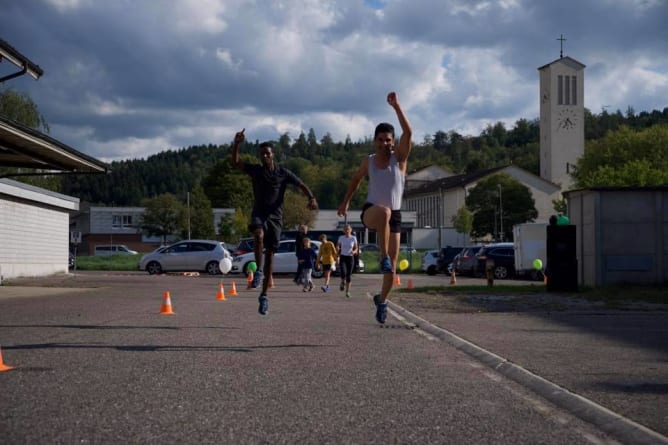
94;245;138;256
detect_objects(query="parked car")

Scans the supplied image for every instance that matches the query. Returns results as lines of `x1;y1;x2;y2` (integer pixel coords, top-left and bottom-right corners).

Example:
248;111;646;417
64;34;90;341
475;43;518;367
421;250;440;275
475;242;516;279
231;239;366;278
94;244;138;256
453;245;484;276
231;239;323;278
232;237;254;257
359;243;379;253
138;240;231;275
437;246;464;274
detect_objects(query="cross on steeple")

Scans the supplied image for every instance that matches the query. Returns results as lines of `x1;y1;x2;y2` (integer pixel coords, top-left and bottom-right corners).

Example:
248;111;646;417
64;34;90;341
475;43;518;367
557;34;567;58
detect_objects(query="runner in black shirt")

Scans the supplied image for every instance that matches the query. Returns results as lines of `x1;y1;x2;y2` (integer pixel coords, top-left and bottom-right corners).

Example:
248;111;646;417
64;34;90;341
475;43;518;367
232;129;318;315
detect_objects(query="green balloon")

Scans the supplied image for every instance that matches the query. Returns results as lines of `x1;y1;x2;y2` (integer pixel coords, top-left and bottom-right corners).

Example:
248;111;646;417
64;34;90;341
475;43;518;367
557;215;570;225
533;259;543;270
247;261;257;272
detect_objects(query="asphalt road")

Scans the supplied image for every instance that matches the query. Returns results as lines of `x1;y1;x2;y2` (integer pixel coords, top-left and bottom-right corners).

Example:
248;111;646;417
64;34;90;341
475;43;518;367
1;271;666;444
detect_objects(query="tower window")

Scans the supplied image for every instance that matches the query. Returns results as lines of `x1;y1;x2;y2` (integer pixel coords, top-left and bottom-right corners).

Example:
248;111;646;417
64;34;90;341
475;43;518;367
557;75;578;106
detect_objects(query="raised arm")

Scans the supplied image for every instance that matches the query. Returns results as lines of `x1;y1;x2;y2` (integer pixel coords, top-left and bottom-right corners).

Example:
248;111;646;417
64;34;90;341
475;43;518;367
337;156;369;217
387;92;412;167
231;128;245;171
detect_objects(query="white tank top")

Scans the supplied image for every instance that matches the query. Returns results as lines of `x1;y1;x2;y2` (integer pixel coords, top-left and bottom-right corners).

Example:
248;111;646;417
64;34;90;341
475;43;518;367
366;153;404;210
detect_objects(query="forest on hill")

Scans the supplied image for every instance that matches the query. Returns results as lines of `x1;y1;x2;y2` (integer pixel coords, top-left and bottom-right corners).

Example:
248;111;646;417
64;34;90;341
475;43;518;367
1;85;667;211
57;106;668;211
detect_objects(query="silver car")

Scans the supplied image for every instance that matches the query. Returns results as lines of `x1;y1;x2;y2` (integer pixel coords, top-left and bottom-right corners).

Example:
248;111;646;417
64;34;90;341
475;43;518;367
138;240;231;275
231;239;324;278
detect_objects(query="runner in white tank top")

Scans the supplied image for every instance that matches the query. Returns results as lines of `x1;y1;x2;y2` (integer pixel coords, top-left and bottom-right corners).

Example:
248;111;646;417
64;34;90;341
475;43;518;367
336;91;413;324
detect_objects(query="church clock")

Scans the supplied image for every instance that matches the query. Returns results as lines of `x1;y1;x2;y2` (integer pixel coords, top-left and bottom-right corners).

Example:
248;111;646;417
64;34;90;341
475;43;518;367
556;107;577;131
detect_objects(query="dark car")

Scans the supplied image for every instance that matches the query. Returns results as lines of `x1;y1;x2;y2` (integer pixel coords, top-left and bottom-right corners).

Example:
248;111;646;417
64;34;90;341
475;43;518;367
232;238;255;257
454;245;484;276
437;246;463;273
475;243;516;279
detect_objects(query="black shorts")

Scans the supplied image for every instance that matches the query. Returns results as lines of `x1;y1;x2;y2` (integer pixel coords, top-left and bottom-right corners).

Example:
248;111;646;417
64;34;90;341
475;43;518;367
248;214;281;251
361;202;402;233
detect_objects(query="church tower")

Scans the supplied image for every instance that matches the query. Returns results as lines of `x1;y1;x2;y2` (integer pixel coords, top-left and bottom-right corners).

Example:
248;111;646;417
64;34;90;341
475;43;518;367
538;40;585;190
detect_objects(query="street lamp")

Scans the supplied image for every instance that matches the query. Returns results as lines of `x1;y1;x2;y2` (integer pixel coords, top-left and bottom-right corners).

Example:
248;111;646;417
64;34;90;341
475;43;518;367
498;184;503;241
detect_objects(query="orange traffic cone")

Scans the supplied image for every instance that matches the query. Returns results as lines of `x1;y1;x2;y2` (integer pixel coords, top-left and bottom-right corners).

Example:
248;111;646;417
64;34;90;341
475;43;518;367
450;270;457;285
394;273;401;286
246;270;254;289
160;291;175;315
406;277;414;289
0;346;14;372
216;282;226;301
268;274;275;289
229;281;238;296
543;273;548;285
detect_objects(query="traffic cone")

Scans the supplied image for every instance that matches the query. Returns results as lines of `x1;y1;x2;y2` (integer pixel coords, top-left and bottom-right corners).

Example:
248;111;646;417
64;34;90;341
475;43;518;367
160;291;175;315
406;277;414;289
0;346;14;372
216;282;226;301
246;270;254;289
394;273;401;286
450;270;457;285
229;281;238;296
268;274;275;289
543;274;548;285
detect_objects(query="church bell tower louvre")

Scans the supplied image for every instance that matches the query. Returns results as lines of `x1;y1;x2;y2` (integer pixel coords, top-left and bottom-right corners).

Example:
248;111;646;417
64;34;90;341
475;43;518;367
538;34;585;190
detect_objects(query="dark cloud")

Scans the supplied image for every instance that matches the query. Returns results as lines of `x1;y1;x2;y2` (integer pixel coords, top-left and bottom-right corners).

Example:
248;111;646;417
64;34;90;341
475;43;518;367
1;0;666;161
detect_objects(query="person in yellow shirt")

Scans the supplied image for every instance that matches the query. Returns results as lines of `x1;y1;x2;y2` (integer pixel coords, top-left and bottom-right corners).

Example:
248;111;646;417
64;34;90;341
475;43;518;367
317;234;338;292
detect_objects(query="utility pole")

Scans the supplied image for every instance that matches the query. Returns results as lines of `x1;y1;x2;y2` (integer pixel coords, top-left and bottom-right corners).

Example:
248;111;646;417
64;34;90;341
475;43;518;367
498;184;503;241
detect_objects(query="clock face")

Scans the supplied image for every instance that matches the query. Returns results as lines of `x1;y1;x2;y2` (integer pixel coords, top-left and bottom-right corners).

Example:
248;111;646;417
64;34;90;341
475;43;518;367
557;107;578;131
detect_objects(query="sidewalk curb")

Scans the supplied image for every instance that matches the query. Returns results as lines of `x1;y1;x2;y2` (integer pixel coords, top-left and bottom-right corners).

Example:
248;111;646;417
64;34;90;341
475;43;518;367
388;301;668;445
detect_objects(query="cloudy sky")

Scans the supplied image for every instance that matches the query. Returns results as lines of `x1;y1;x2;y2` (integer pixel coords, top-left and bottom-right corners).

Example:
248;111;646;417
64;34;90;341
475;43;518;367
2;0;667;163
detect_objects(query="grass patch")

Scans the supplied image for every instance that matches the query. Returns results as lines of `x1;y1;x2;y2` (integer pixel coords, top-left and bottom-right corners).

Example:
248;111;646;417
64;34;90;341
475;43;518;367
73;255;140;271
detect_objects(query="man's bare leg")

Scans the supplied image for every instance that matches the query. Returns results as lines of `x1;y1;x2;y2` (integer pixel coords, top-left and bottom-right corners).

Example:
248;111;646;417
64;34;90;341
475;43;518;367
379;233;400;301
362;205;391;257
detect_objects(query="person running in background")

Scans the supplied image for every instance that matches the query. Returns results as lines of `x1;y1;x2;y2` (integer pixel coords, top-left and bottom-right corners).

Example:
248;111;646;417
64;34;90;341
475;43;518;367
337;224;358;298
316;234;338;292
336;91;412;324
231;129;319;316
294;224;309;285
297;237;318;292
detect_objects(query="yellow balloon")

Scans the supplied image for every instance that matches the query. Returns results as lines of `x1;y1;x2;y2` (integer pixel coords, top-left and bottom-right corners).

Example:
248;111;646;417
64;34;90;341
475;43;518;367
399;259;409;271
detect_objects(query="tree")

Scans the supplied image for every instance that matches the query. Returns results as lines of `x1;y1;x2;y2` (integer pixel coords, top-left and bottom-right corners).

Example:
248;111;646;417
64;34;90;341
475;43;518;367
185;184;215;239
0;88;49;132
451;206;473;244
465;174;537;241
282;189;317;229
202;158;253;211
140;193;185;244
574;124;668;187
0;88;60;191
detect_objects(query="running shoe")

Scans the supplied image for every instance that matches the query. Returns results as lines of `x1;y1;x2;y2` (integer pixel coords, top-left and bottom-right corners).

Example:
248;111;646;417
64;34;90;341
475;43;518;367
379;256;393;274
321;285;330;292
308;282;313;291
258;294;269;316
346;291;351;299
251;270;264;289
373;293;388;324
340;282;345;291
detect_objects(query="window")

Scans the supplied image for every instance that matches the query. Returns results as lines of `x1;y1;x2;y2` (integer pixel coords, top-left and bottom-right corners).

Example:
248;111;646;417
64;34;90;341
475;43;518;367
557;75;577;106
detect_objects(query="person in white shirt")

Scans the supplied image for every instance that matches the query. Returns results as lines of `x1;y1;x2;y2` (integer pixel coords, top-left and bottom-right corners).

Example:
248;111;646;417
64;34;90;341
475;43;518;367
337;224;359;298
